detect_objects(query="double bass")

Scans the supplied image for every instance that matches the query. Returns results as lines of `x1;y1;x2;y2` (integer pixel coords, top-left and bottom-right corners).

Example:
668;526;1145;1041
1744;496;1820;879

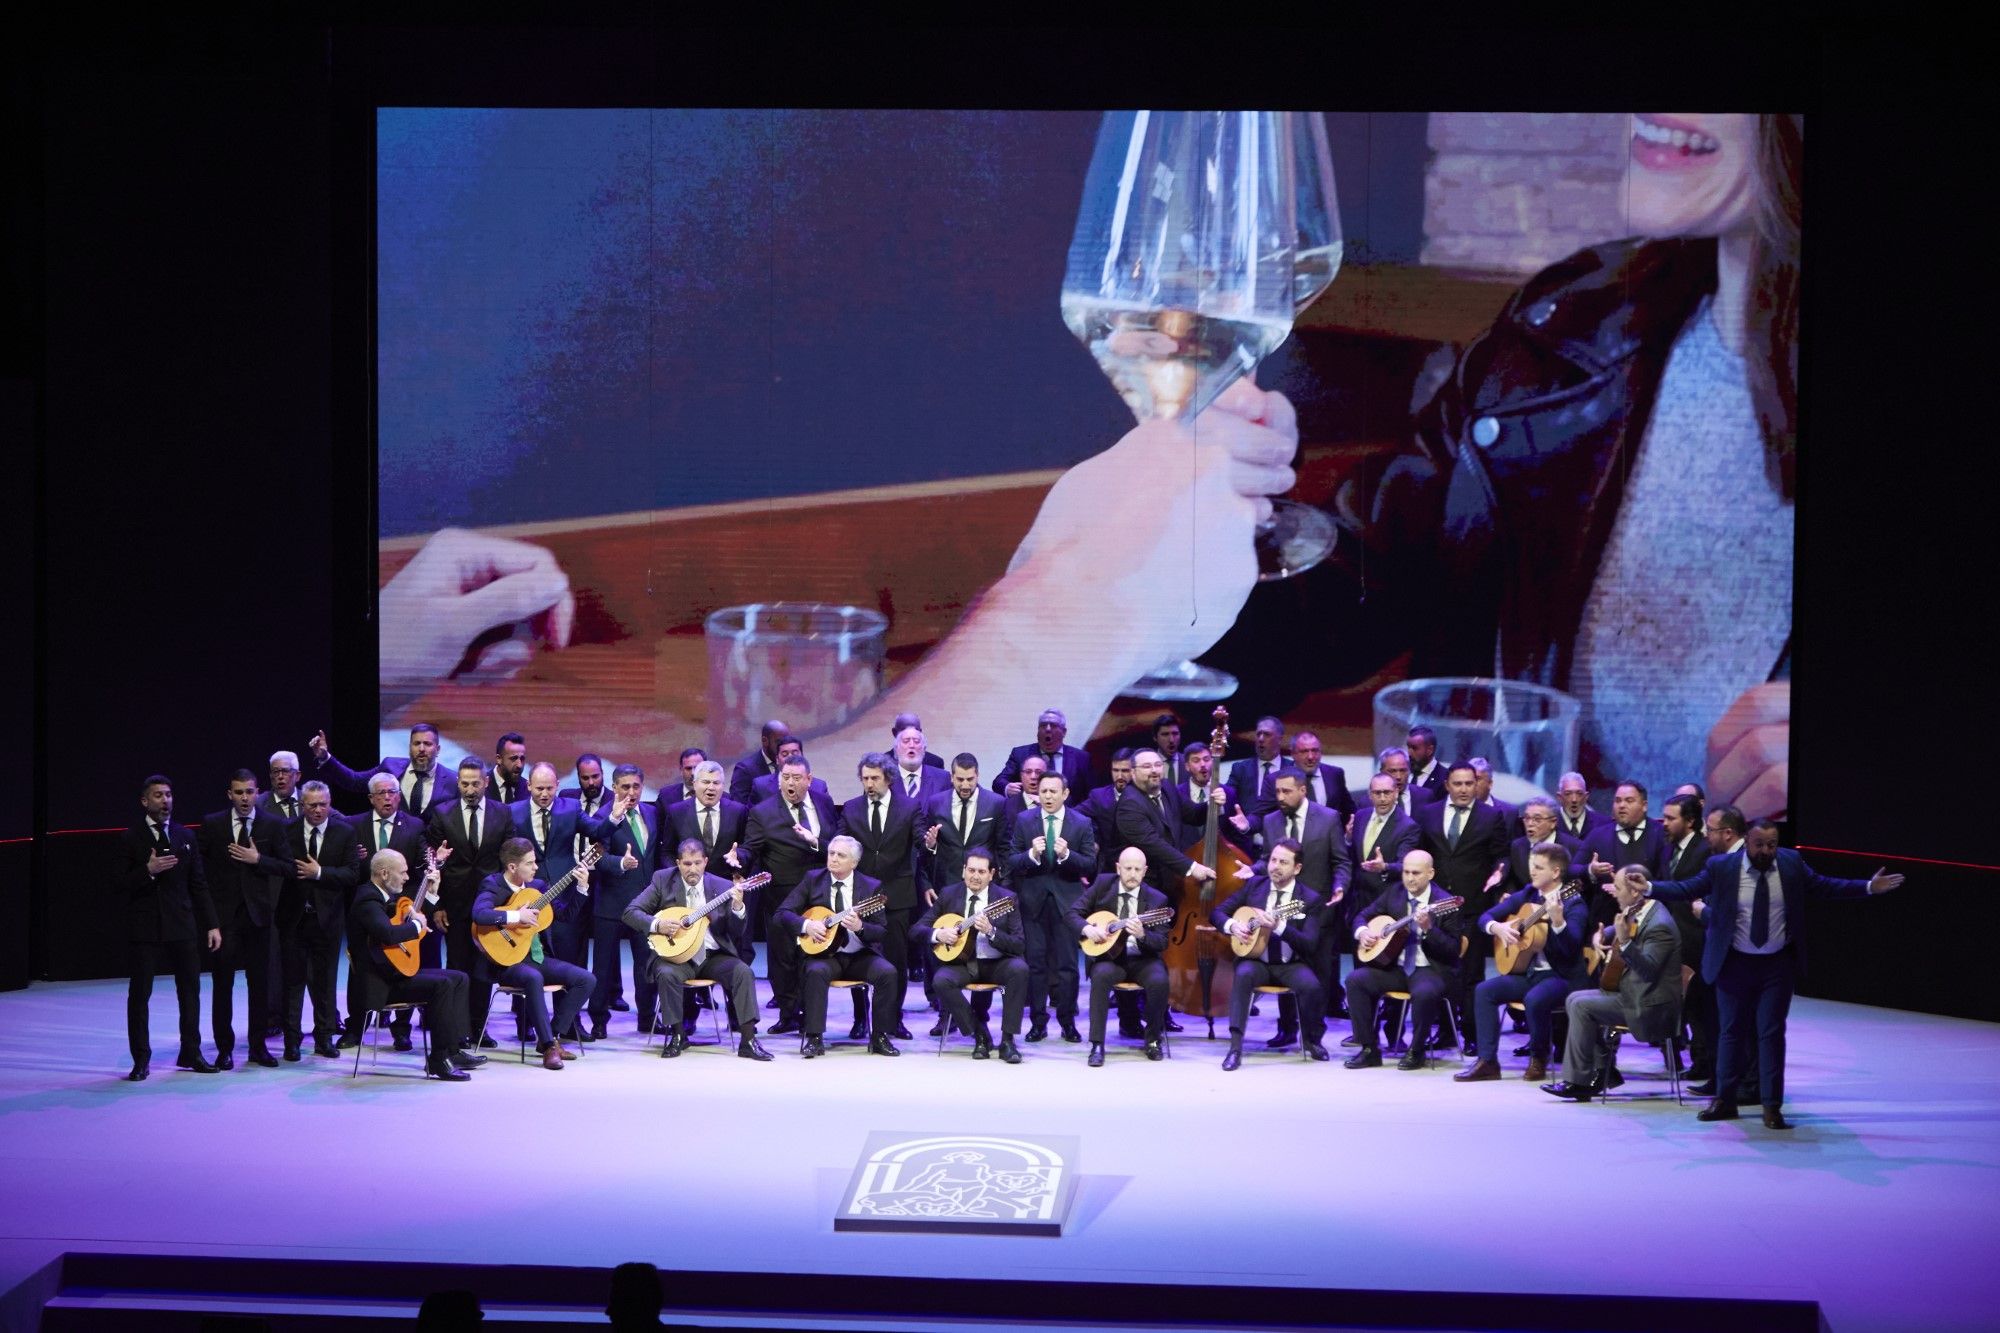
1164;706;1253;1023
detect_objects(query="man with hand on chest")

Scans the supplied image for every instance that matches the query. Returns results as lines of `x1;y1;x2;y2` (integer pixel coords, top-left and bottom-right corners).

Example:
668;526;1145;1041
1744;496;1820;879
280;782;359;1060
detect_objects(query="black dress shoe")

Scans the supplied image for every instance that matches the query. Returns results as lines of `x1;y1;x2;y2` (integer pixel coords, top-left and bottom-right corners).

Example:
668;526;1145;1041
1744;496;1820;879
928;1018;947;1037
248;1046;279;1068
659;1033;686;1059
1687;1080;1717;1098
1145;1040;1165;1061
770;1017;802;1036
573;1026;598;1044
1025;1021;1048;1043
848;1019;870;1041
1761;1107;1792;1130
337;1033;361;1049
392;1036;415;1053
1087;1043;1105;1067
998;1038;1021;1065
1343;1048;1382;1069
1118;1022;1144;1040
1514;1042;1534;1058
635;1019;655;1036
1396;1047;1428;1071
1266;1028;1297;1050
1604;1067;1625;1090
282;1042;302;1063
175;1050;216;1073
125;1062;149;1082
212;1053;236;1071
972;1032;992;1061
1221;1047;1242;1072
448;1050;489;1070
426;1060;471;1081
1454;1059;1501;1082
868;1034;901;1057
682;1019;698;1038
474;1034;500;1050
1163;1015;1184;1032
1303;1041;1330;1062
801;1036;826;1058
1059;1022;1082;1043
1340;1033;1361;1047
609;998;631;1012
1540;1079;1599;1101
1698;1099;1741;1122
765;996;780;1009
738;1036;774;1062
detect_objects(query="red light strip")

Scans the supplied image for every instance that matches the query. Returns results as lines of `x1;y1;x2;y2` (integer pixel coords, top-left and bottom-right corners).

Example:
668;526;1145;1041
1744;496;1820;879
1794;845;2000;873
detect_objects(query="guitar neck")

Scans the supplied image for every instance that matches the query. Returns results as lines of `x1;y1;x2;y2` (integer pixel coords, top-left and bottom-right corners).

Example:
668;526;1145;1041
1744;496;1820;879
527;851;600;910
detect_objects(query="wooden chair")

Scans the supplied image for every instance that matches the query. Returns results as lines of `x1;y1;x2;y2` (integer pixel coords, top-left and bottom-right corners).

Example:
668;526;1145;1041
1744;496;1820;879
644;977;728;1051
479;982;582;1063
934;982;1003;1055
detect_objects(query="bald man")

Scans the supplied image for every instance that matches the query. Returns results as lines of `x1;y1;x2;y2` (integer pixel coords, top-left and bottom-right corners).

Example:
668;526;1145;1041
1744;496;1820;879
1343;850;1465;1070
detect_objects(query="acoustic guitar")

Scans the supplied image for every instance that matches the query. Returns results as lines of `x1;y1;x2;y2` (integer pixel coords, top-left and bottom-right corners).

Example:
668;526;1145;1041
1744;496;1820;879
931;896;1019;963
1228;897;1308;958
1080;905;1176;958
384;844;446;978
648;872;772;962
1592;909;1636;991
472;845;602;966
1490;885;1583;976
1355;895;1465;969
797;893;888;956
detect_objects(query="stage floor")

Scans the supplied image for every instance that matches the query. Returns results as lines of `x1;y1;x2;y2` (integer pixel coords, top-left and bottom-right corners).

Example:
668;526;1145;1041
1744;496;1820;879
1;967;1996;1333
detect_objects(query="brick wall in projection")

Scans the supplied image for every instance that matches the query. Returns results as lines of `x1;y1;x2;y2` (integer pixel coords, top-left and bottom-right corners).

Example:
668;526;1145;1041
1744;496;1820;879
1421;113;1632;273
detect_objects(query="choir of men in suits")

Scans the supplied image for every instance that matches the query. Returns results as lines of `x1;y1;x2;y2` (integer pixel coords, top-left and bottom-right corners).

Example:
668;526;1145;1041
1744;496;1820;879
729;720;791;805
749;740;833;805
1457;840;1589;1083
1543;865;1684;1102
1345;850;1466;1070
891;723;951;802
1649;821;1901;1129
425;756;516;1046
914;847;1028;1062
1226;716;1291;826
1582;782;1666;931
1376;747;1439;819
1489;799;1585;900
1069;847;1171;1064
778;836;900;1056
470;837;597;1069
624;838;773;1061
1654;794;1715;1082
509;762;592;973
664;760;747;872
345;848;483;1081
198;769;293;1068
1077;749;1134;867
1006;772;1099;1042
837;754;921;1040
1215;840;1329;1068
1405;724;1444;797
1554;772;1607;844
993;709;1092;807
120;775;220;1079
311;723;450;822
489;732;529;806
740;755;840;1035
651;746;708;814
279;782;358;1060
584;764;657;1039
918;755;1007;902
1288;731;1356;827
1414;763;1510;1055
259;750;304;823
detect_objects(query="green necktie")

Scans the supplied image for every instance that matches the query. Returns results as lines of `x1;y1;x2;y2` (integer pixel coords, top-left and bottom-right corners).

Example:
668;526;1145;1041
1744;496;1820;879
628;812;646;856
529;913;543;965
1045;814;1058;860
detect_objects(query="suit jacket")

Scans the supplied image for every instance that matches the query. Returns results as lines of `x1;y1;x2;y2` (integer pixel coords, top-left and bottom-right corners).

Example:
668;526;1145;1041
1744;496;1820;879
1211;877;1323;968
1077;784;1130;867
1603;899;1684;1044
838;792;921;911
1256;801;1352;900
1652;833;1713;958
992;744;1093;806
1583;821;1667;882
653;782;689;816
256;791;304;824
741;790;840;890
1345;808;1422;930
1293;762;1357;825
728;751;781;806
1409;761;1446;797
1649;848;1871;985
559;786;614;829
1478;884;1590;984
1004;806;1099;905
488;770;527;807
890;763;953;804
777;869;887;956
1395;784;1441;820
912;883;1026;959
1226;757;1293;823
283;817;361;934
1113;784;1193;888
315;752;450;821
1176;780;1241;839
1479;795;1521;841
425;797;515;915
1062;876;1169;962
1492;830;1587;899
1413;801;1510;915
118;818;215;943
750;772;833;806
622;870;754;961
992;791;1043;865
345;809;428;872
198;808;292;926
509;797;589;924
346;881;427;990
1554;806;1609;844
917;787;1009;896
590;802;661;916
664;796;750;870
1354;883;1467;971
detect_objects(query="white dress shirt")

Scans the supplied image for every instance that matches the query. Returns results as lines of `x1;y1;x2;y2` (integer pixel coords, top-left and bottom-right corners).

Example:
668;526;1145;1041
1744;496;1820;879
1732;856;1787;954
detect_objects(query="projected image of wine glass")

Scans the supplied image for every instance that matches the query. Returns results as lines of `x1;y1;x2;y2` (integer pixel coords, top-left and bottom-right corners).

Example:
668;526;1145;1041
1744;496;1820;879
1061;110;1298;702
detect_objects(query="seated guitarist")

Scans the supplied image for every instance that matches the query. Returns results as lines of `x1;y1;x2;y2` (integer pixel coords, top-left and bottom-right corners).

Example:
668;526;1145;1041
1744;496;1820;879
623;838;773;1062
1457;841;1589;1084
1344;849;1464;1070
778;835;901;1058
345;849;482;1081
471;838;597;1071
1212;839;1329;1070
911;846;1028;1064
1065;846;1171;1067
1543;864;1683;1102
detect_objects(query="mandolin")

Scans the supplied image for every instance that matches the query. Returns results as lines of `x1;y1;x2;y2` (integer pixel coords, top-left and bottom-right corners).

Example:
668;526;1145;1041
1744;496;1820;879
648;872;772;962
473;845;602;966
797;893;888;956
1228;897;1308;958
931;896;1020;962
1490;885;1583;976
1355;895;1465;969
1079;905;1176;958
384;844;446;978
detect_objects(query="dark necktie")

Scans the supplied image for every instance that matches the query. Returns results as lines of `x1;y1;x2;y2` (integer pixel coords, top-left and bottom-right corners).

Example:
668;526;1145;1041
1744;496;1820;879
308;825;321;861
409;773;427;818
1268;889;1288;963
1622;827;1638;847
958;797;971;845
1118;890;1134;944
1150;792;1164;823
832;881;846;915
154;822;172;855
1750;866;1772;947
1447;806;1464;848
793;802;809;835
1288;811;1302;842
702;806;716;849
871;798;883;838
466;802;480;850
1261;762;1275;799
905;770;919;799
282;798;297;820
235;817;252;848
539;807;551;850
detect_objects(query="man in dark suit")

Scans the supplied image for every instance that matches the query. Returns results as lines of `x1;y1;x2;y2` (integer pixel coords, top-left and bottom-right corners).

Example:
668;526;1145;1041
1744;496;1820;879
1653;793;1715;1081
1076;750;1135;868
1650;821;1902;1129
1413;762;1510;1054
582;763;658;1038
1005;771;1099;1043
1376;747;1440;820
651;746;708;815
838;753;923;1039
1344;850;1466;1070
1489;798;1587;900
342;772;431;1042
1213;840;1329;1069
728;719;791;805
1405;724;1445;797
197;769;293;1068
664;760;749;872
310;723;451;822
623;838;772;1060
1582;782;1667;930
992;752;1048;865
278;782;359;1060
346;848;483;1081
1152;714;1187;788
470;837;598;1069
425;756;516;1046
779;837;901;1056
914;847;1028;1062
1554;772;1608;844
1225;715;1291;826
1178;743;1250;842
1288;731;1357;827
118;775;220;1080
1115;748;1228;894
1544;866;1683;1101
749;740;834;805
918;754;1008;901
259;750;305;823
560;752;612;829
1255;771;1351;1047
890;712;947;771
509;762;591;974
992;708;1093;807
1345;773;1422;992
890;723;951;803
489;732;529;806
1068;846;1173;1064
741;755;839;1034
1467;758;1519;840
1457;840;1590;1083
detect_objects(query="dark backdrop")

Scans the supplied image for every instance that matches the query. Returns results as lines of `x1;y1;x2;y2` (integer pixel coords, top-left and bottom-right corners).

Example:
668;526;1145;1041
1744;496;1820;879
13;23;1988;1018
